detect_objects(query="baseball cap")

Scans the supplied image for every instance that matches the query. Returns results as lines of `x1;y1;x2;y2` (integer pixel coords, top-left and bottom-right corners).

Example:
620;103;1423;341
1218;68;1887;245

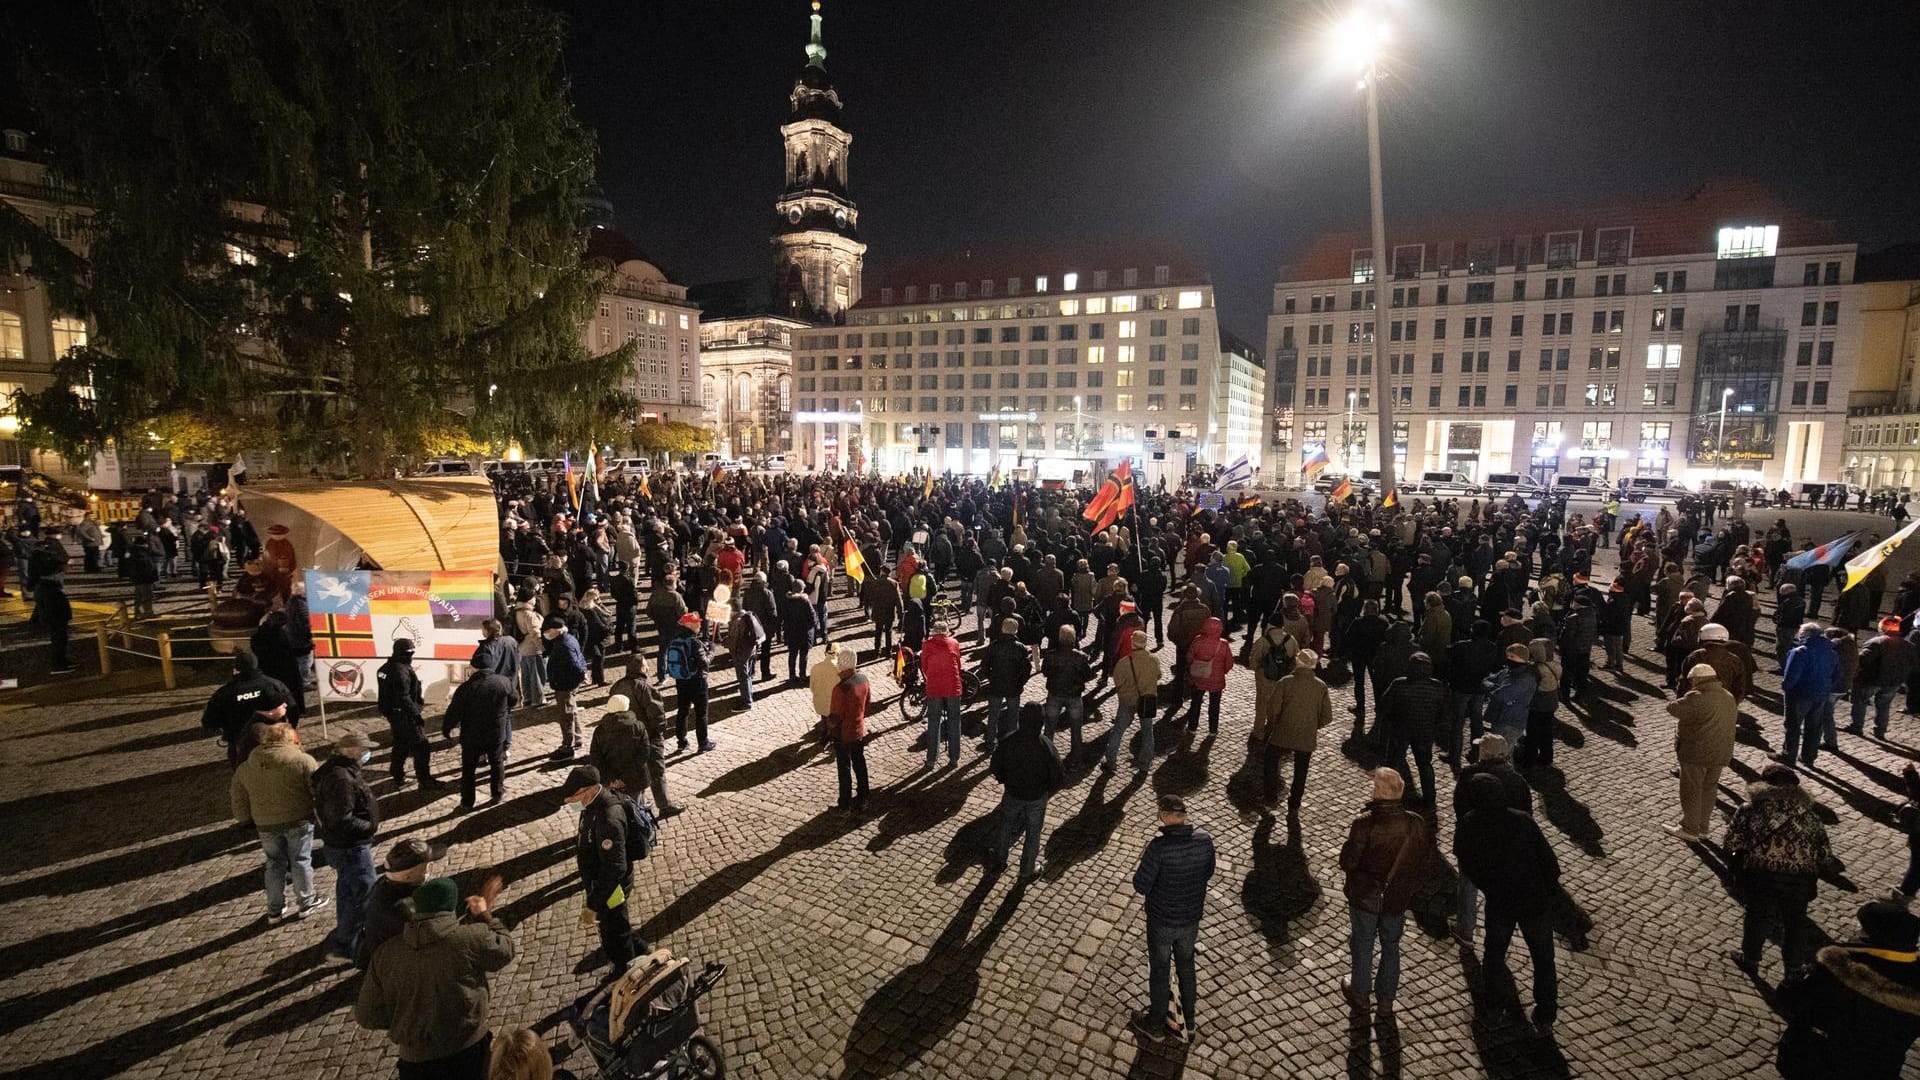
1157;794;1187;815
678;612;702;627
334;731;376;753
381;838;449;873
541;615;566;631
558;765;602;799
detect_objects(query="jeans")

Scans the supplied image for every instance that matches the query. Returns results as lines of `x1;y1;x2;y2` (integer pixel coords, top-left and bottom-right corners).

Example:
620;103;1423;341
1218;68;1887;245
323;842;374;956
835;739;869;806
926;696;963;765
1784;695;1823;764
1851;684;1898;736
1043;694;1087;752
1485;910;1557;1026
518;653;550;707
1348;904;1405;1004
788;639;811;681
397;1031;491;1080
296;651;315;690
984;694;1019;748
1388;734;1436;802
735;662;755;708
1449;691;1486;761
259;822;317;916
1146;920;1199;1030
1106;699;1154;769
990;793;1048;877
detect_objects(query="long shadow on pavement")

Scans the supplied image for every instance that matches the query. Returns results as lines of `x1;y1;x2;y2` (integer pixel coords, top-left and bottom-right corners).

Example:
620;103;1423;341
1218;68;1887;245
1041;767;1148;882
1458;952;1573;1080
1524;766;1606;858
0;758;236;875
1241;812;1321;948
695;736;831;798
839;871;1023;1079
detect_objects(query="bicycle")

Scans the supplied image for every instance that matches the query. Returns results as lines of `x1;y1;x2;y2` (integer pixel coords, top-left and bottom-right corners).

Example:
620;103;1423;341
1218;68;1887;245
896;643;982;724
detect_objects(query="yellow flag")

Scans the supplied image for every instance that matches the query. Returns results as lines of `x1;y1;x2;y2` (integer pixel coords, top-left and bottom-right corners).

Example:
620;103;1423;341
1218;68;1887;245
922;472;934;500
1842;518;1920;591
637;473;651;497
843;538;866;584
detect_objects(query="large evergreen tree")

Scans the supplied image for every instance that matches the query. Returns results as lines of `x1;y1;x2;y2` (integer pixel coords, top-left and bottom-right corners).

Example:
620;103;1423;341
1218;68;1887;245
3;0;631;473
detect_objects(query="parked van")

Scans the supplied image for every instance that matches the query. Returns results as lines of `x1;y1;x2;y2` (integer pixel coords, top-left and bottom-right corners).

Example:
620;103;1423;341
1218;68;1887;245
1414;470;1481;496
754;455;789;473
1619;476;1685;502
1551;473;1599;495
1482;472;1545;499
419;459;475;476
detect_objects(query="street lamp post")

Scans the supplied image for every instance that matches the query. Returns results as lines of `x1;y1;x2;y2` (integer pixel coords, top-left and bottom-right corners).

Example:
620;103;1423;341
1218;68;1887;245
1718;387;1734;479
1334;6;1398;497
1346;388;1358;470
1074;395;1084;460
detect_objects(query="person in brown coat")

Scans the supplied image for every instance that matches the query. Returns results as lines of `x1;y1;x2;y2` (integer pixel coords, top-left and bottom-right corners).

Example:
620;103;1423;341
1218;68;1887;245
1682;623;1758;703
1259;648;1332;817
1666;664;1738;841
1339;768;1428;1016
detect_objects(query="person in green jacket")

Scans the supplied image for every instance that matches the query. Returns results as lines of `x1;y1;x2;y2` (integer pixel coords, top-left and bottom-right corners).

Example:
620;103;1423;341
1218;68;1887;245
1222;540;1252;636
230;721;324;923
355;876;515;1078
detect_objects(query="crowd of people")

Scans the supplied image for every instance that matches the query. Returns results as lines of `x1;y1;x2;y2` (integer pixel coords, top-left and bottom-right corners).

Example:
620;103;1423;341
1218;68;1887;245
97;463;1920;1076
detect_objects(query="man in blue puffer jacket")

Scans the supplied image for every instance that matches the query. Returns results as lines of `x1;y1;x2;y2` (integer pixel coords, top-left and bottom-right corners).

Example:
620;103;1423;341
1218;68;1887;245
1781;621;1837;767
1129;794;1216;1044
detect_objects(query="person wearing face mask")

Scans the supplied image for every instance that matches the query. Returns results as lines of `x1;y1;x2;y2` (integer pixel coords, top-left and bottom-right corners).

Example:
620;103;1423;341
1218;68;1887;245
541;615;591;761
313;730;381;962
558;765;646;970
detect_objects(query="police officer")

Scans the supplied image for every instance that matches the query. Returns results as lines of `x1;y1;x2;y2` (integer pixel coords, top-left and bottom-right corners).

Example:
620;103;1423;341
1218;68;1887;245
557;765;645;970
376;638;438;786
199;651;293;766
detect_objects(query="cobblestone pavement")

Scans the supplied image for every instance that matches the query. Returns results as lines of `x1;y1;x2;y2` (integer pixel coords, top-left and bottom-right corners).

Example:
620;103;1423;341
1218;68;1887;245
5;527;1920;1079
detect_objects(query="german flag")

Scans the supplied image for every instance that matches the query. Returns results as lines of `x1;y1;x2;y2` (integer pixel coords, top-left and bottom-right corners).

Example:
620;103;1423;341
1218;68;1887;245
1236;494;1262;510
1330;477;1353;503
1381;487;1399;509
843;538;867;584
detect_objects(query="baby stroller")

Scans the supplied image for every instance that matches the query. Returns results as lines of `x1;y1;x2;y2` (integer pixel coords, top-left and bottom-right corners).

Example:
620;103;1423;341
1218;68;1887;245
565;950;728;1080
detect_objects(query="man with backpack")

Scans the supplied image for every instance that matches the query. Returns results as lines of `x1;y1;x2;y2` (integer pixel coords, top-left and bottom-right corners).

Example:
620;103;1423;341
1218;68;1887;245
723;602;765;709
663;612;715;753
606;659;685;816
558;765;652;971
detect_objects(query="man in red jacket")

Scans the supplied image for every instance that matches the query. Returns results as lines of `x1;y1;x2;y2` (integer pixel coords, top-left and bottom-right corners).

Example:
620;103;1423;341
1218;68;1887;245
923;624;965;768
830;659;872;813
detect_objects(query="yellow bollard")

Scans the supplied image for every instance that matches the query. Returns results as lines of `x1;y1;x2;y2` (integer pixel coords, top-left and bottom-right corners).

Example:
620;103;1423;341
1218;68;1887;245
96;627;112;675
158;631;176;691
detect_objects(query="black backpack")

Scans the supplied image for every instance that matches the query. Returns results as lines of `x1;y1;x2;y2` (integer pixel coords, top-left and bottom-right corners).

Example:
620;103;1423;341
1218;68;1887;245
1259;635;1294;683
614;791;659;860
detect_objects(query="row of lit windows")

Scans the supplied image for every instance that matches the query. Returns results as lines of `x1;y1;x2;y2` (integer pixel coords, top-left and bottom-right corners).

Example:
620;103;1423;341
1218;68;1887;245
798;368;1203;392
795;343;1208;372
794;394;1199;415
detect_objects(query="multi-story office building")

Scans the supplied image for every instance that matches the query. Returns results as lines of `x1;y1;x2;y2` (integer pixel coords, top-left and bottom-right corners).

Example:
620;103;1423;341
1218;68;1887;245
582;228;702;426
1266;182;1877;489
0;120;89;471
1840;265;1920;490
1213;332;1266;473
793;251;1223;487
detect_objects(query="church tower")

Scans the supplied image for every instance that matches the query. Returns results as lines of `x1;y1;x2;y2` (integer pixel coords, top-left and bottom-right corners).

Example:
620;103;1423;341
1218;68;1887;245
773;1;865;323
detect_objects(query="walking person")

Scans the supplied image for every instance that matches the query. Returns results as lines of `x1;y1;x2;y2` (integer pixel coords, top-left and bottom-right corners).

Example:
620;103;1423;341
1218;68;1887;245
1339;768;1429;1018
557;766;647;970
312;731;380;961
922;624;965;767
230;722;328;922
662;612;715;753
542;615;591;761
829;653;872;814
1665;663;1737;842
1455;772;1562;1038
1128;795;1216;1044
1107;630;1163;774
443;654;514;810
987;703;1064;881
1725;763;1833;981
354;876;515;1080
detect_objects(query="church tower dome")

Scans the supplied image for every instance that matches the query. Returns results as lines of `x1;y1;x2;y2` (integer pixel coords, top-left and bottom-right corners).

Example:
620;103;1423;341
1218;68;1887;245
772;1;865;323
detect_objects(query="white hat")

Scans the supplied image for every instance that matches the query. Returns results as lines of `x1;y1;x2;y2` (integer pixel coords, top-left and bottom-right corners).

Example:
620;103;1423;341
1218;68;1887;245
1686;664;1720;682
1697;623;1729;643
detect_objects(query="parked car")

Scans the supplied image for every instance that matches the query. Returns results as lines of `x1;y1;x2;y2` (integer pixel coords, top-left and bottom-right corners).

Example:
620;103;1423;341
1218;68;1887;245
1413;469;1482;496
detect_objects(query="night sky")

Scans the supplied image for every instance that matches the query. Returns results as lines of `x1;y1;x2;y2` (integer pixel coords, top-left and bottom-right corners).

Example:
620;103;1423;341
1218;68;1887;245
569;0;1918;343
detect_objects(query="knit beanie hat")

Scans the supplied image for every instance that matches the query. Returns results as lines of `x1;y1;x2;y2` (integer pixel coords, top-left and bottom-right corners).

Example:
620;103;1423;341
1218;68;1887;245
413;877;460;917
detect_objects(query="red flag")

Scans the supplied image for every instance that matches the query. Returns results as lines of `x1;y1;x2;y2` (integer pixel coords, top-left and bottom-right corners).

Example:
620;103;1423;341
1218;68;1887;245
1082;479;1119;523
1095;477;1135;534
1113;457;1132;482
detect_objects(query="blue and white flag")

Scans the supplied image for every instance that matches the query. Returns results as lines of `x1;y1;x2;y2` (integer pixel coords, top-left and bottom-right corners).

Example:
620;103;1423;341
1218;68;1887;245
1213;455;1253;491
1784;532;1856;572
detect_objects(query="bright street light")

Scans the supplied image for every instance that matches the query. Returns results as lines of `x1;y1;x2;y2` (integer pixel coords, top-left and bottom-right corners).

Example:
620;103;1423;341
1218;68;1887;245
1326;3;1397;499
1719;387;1735;479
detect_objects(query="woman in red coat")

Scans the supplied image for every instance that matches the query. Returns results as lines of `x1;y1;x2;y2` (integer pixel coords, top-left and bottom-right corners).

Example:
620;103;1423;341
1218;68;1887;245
1180;617;1234;734
829;662;872;813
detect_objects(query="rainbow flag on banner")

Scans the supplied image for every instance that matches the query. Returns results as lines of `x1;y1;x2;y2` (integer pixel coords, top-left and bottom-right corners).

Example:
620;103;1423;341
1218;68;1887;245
307;569;496;701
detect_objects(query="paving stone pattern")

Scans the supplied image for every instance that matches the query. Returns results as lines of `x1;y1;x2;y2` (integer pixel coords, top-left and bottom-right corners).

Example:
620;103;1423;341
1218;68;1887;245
3;534;1919;1079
